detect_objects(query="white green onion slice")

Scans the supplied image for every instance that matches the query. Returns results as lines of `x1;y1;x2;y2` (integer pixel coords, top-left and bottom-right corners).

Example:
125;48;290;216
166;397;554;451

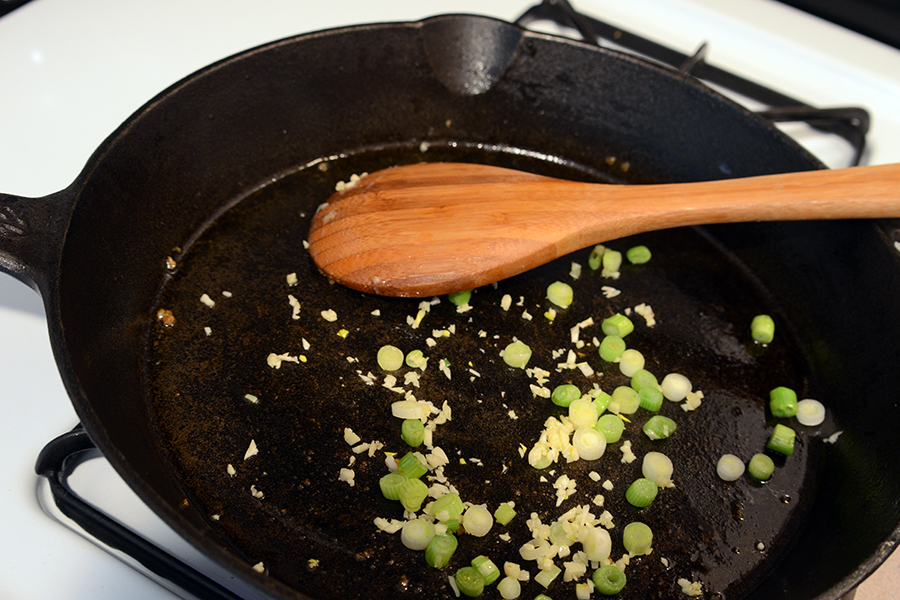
660;373;691;401
716;454;745;481
572;426;607;461
618;349;645;377
569;397;600;428
497;576;521;600
502;340;532;369
611;386;641;415
796;399;826;426
546;281;574;309
622;522;653;556
376;344;404;371
401;518;435;550
462;504;494;537
641;451;674;487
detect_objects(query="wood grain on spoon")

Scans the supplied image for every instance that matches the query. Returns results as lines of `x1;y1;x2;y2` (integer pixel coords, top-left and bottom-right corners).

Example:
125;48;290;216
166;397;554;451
307;161;900;297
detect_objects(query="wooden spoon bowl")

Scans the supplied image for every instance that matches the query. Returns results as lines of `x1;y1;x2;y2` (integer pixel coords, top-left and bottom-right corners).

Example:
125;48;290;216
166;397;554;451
307;161;900;297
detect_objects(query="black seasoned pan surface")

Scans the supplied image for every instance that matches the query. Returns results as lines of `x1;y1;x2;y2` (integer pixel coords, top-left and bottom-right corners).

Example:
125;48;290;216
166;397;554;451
146;145;824;600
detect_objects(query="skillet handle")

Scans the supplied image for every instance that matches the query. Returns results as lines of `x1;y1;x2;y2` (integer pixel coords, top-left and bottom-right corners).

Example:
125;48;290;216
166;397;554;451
0;186;75;296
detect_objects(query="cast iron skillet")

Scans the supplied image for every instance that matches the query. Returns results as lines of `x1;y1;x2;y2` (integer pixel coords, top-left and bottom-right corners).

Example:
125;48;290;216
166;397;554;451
2;14;900;600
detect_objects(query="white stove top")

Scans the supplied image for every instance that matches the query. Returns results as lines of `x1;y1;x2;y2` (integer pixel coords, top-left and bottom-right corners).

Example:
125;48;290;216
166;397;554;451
1;1;899;599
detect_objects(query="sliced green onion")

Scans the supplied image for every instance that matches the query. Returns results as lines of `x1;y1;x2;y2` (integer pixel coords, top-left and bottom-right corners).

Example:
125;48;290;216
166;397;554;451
401;518;435;550
569;397;600;428
660;373;691;401
601;314;634;338
377;344;404;371
626;245;652;264
751;314;775;344
642;453;673;488
551;383;581;407
425;534;458;568
639;386;664;412
748;453;775;481
770;386;798;418
448;289;472;307
493;502;516;526
588;244;607;270
401;419;425;447
535;596;554;600
462;504;493;537
454;566;485;597
598;335;627;362
496;576;521;600
572;426;607;461
622;521;653;556
596;413;625;443
592;390;612;415
405;349;428;369
546;281;574;309
580;525;612;562
379;471;408;501
716;454;745;482
643;415;677;440
399;477;429;512
796;399;826;426
630;368;658;392
767;423;796;456
534;566;561;588
602;249;622;274
502;340;532;369
618;349;645;377
471;555;500;585
398;452;428;479
611;386;640;415
592;565;627;596
446;518;461;533
625;478;659;507
433;492;464;522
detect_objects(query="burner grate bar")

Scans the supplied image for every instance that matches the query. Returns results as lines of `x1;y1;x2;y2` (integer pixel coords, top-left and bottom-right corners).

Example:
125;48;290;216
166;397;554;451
515;0;870;166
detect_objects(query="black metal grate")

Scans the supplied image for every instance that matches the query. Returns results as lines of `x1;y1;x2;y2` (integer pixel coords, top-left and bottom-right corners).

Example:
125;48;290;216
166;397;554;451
514;0;870;166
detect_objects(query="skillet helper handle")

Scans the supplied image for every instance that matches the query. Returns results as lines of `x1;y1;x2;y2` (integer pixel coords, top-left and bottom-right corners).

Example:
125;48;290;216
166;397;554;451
0;187;75;296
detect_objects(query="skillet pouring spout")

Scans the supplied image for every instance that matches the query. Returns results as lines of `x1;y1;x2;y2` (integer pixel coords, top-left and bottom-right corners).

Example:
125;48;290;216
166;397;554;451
307;161;900;297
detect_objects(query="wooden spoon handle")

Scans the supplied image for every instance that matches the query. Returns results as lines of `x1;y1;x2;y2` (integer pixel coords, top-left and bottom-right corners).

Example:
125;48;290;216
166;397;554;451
309;161;900;297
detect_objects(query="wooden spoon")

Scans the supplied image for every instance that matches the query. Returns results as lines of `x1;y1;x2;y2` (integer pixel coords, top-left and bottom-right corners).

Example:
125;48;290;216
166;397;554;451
307;161;900;297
